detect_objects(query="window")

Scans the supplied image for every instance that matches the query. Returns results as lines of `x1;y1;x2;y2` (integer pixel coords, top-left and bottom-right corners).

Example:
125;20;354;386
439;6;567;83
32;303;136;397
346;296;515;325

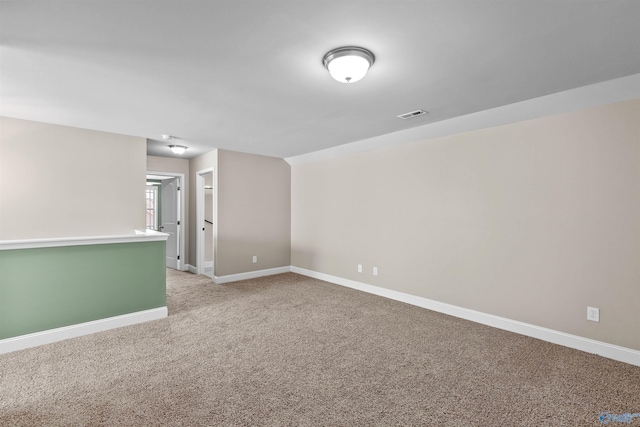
146;185;159;230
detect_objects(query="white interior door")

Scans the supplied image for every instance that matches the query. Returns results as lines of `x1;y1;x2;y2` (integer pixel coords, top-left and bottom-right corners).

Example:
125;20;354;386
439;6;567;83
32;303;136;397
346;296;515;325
161;178;179;269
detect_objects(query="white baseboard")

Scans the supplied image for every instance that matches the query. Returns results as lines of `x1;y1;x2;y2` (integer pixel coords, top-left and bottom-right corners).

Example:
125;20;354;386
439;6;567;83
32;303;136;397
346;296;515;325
213;266;291;284
0;307;168;355
186;264;213;274
291;266;640;367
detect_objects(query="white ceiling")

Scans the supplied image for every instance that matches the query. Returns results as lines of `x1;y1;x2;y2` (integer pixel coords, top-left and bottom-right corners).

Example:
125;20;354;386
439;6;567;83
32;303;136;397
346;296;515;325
1;1;639;160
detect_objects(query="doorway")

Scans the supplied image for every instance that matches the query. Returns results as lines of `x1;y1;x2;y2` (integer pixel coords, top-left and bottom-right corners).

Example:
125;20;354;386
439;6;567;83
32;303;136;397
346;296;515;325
147;172;186;271
196;168;215;279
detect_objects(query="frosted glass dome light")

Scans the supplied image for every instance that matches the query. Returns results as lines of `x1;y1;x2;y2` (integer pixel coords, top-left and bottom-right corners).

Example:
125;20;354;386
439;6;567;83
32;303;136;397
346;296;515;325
169;145;187;155
323;46;375;83
162;135;188;155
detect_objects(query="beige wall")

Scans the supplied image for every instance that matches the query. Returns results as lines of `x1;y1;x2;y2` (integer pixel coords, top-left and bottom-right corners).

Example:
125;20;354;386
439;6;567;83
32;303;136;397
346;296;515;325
291;99;640;351
147;154;190;262
147;155;190;177
1;117;146;240
184;149;292;276
217;149;291;276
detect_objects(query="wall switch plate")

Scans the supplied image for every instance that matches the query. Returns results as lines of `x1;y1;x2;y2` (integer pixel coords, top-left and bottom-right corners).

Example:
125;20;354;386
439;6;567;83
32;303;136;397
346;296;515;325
587;306;600;322
252;256;257;263
373;267;378;276
357;264;362;273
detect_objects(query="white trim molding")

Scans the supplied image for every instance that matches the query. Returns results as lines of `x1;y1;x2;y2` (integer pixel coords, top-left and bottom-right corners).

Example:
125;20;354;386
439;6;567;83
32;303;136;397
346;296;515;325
0;307;168;355
196;167;216;277
0;229;168;251
213;266;291;284
290;266;640;367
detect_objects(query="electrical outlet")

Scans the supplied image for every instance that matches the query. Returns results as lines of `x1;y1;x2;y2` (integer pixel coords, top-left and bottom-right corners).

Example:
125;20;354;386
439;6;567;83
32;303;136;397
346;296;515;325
587;306;600;322
252;256;257;263
357;264;362;273
373;266;378;276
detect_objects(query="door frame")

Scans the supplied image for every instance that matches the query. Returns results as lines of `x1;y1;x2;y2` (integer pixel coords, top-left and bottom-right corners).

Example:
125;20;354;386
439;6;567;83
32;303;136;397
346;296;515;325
147;171;186;271
196;167;215;278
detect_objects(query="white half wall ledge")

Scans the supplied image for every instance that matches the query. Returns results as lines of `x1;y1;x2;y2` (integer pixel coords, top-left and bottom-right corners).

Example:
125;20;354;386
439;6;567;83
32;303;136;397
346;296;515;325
0;307;168;355
285;73;640;165
0;229;169;251
290;266;640;368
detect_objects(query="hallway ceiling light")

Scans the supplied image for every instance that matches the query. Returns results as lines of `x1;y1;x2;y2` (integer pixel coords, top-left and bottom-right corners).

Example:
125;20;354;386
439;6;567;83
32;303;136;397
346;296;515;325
169;145;188;155
162;135;188;155
322;46;375;83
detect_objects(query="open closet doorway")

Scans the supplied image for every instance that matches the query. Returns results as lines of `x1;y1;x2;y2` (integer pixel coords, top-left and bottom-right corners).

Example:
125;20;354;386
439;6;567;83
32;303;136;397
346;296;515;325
196;168;215;279
146;172;186;271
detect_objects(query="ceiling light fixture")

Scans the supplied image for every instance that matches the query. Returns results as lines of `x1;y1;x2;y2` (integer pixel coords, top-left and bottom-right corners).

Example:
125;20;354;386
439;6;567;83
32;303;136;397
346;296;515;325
322;46;375;83
162;135;188;155
169;145;187;155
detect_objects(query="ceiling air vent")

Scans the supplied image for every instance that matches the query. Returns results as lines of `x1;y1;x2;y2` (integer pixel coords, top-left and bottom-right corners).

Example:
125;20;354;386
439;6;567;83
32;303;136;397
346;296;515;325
397;109;427;120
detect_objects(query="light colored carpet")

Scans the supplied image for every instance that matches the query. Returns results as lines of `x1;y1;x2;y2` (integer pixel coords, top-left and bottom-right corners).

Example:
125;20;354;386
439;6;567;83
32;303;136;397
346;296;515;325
1;270;639;426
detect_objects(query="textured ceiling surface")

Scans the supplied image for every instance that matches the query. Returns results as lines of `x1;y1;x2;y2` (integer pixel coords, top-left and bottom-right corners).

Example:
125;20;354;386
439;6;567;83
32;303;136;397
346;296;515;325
1;1;639;159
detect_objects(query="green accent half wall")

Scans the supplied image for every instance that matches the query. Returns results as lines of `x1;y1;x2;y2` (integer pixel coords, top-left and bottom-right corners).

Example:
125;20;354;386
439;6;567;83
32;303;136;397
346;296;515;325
0;241;166;339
